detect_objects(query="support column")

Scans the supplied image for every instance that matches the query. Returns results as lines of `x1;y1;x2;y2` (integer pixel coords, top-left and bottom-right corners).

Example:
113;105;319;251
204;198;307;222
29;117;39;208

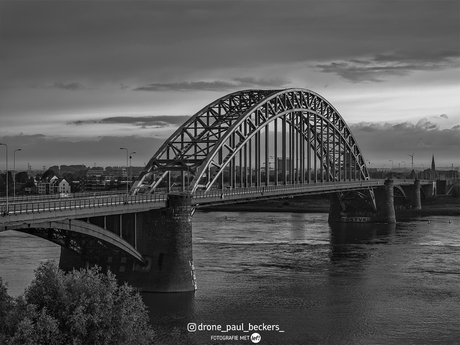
373;179;396;223
130;192;196;292
328;179;396;223
411;179;421;210
58;192;197;293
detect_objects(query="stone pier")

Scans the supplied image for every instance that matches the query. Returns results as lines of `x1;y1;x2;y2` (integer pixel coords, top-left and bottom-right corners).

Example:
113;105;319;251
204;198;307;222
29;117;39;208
328;179;396;223
59;192;197;292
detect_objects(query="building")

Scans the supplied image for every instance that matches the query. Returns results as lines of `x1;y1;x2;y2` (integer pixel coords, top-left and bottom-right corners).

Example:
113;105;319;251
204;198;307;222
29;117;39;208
37;177;70;195
54;178;71;194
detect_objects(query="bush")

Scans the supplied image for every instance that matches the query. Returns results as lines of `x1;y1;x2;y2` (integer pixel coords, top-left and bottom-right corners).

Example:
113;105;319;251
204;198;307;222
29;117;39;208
0;261;155;345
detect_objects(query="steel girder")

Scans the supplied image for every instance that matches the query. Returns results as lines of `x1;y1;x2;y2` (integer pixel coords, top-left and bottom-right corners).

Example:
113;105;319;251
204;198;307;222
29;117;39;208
133;88;370;194
12;220;145;264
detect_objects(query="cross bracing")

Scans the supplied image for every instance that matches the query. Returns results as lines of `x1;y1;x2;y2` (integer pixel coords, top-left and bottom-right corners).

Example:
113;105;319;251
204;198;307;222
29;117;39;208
132;88;370;194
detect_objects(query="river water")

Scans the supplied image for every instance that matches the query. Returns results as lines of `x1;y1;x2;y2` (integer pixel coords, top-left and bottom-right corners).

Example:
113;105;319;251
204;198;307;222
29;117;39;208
1;211;459;344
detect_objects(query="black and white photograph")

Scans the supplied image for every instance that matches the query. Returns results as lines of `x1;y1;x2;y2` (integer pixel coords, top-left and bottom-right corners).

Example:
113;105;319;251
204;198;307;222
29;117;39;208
1;1;459;344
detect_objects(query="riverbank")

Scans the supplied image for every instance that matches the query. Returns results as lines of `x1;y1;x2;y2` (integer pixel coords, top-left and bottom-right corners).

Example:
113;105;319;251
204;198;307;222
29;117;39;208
200;195;460;216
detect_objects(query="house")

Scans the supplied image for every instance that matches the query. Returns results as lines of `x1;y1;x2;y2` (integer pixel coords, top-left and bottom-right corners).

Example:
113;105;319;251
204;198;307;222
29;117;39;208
37;177;71;195
37;181;51;195
54;178;71;194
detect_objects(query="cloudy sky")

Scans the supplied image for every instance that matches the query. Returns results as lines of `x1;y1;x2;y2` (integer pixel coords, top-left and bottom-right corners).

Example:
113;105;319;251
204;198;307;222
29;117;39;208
1;0;459;171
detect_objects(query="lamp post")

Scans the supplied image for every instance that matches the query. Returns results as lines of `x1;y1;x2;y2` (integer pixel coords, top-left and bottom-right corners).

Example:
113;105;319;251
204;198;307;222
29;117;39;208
120;148;129;195
13;149;22;198
129;151;136;187
0;143;8;214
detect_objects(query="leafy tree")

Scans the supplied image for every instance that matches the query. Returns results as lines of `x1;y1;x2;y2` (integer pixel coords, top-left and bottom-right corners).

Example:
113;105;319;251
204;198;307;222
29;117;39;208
0;261;155;345
0;278;14;343
42;169;55;181
24;177;35;188
14;171;29;184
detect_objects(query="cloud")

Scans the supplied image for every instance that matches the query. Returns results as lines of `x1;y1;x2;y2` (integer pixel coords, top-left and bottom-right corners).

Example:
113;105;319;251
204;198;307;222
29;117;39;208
232;77;291;88
2;117;459;169
133;77;291;92
436;114;448;119
415;118;439;131
2;1;458;88
349;120;460;165
67;116;191;128
133;81;237;92
314;51;460;82
0;134;165;168
52;82;85;91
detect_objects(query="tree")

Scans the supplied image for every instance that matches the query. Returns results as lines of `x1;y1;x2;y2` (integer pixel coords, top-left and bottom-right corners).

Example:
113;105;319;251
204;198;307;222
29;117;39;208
14;171;29;184
0;261;155;345
42;169;55;181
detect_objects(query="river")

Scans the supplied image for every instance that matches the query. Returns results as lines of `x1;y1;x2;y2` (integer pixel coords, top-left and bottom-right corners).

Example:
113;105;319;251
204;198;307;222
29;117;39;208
1;211;459;344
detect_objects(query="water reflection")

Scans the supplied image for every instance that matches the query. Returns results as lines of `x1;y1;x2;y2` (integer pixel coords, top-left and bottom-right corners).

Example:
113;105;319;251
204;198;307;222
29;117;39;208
142;291;196;343
328;222;396;260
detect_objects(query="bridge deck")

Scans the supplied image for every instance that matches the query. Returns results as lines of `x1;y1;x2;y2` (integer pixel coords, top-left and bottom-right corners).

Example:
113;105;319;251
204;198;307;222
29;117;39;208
0;179;427;230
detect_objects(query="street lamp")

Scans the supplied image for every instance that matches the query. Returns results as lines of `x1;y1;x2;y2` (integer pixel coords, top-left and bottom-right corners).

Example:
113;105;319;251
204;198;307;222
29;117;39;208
120;148;129;195
129;151;136;186
13;149;22;198
0;143;8;214
402;161;406;168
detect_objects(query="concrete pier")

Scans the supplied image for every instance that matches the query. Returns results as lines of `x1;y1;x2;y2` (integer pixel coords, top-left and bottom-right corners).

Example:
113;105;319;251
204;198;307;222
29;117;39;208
411;179;422;210
328;179;396;223
59;192;197;292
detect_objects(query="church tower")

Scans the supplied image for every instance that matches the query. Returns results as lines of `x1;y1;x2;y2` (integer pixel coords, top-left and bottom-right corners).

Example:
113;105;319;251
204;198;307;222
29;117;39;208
431;154;437;180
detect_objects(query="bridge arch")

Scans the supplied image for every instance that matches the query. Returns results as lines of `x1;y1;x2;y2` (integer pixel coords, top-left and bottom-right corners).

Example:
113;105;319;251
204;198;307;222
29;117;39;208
134;88;369;194
6;219;145;264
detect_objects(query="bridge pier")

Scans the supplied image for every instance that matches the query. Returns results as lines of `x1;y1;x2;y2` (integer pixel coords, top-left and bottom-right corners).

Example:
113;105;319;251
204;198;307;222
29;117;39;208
59;192;197;293
328;179;396;223
411;179;422;209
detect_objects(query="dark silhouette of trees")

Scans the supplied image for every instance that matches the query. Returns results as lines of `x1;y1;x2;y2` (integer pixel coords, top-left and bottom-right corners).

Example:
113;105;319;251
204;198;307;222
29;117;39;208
42;169;55;181
14;172;28;184
0;262;155;345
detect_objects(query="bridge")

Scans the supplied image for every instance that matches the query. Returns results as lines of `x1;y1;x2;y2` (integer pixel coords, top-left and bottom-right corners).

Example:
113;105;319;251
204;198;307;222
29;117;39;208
0;88;431;292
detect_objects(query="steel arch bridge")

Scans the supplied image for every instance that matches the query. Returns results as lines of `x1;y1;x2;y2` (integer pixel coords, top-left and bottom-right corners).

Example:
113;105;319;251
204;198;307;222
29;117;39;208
133;88;370;195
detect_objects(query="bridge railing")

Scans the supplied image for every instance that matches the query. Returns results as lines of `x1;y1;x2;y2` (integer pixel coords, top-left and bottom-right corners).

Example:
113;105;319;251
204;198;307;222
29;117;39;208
192;180;384;200
0;190;126;204
1;192;168;216
1;179;424;216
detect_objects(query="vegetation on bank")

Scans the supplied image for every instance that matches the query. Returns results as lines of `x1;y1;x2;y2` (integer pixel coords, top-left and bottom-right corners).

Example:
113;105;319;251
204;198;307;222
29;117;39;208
0;261;155;345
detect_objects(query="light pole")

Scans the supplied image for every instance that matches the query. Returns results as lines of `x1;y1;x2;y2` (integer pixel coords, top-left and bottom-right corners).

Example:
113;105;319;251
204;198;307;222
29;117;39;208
0;143;8;214
120;148;129;195
402;161;406;169
129;151;136;186
13;149;22;198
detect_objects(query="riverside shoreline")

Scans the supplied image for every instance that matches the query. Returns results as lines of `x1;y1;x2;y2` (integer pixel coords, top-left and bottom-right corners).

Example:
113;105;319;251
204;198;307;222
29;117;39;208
200;195;460;217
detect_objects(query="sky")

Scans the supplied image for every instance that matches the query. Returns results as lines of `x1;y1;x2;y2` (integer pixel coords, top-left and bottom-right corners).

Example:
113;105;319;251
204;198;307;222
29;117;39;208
0;0;459;171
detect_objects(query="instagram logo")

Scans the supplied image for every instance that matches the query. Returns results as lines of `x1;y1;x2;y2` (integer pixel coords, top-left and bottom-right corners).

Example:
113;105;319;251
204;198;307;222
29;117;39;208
187;323;197;332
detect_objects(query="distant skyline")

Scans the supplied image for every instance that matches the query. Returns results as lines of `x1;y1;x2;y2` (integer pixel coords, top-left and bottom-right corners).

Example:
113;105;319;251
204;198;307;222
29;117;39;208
1;0;459;170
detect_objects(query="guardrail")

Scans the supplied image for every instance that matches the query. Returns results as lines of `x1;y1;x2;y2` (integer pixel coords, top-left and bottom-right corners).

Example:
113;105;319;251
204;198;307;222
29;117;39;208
192;180;383;202
0;190;126;204
0;179;424;217
1;192;168;216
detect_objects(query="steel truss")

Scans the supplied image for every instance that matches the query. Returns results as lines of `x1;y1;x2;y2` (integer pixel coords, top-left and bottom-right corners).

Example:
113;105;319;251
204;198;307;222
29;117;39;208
14;220;145;264
133;88;370;194
20;227;117;263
